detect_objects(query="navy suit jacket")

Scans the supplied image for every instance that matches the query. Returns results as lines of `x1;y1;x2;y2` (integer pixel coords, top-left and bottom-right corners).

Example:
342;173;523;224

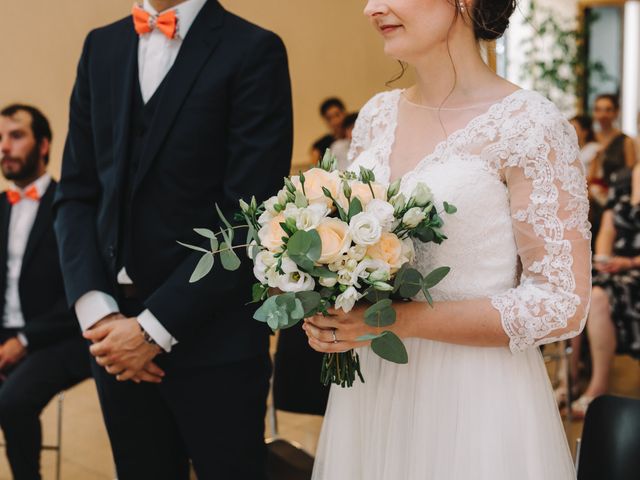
54;1;293;366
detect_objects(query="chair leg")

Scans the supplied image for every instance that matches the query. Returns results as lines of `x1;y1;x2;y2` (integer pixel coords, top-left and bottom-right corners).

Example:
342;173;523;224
575;437;582;474
565;342;574;423
56;392;64;480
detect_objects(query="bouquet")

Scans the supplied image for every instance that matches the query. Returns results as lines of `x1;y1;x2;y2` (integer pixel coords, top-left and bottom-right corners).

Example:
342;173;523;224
180;151;456;387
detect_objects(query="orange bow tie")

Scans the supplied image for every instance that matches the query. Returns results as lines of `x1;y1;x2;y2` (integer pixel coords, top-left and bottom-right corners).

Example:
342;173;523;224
132;4;178;39
7;186;39;205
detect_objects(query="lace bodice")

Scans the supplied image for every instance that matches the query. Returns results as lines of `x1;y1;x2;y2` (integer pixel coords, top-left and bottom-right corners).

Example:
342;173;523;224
348;89;592;353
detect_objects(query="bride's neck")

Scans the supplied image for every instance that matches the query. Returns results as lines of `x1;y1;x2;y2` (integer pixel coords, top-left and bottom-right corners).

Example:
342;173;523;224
409;37;503;108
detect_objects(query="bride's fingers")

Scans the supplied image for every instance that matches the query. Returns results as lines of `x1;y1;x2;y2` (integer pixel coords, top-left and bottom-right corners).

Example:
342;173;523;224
303;322;338;343
305;316;341;329
307;336;352;354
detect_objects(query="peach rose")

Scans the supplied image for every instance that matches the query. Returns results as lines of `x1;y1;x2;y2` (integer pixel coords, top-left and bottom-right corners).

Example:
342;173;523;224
258;214;286;252
316;218;352;264
339;181;387;209
291;168;340;208
366;232;404;273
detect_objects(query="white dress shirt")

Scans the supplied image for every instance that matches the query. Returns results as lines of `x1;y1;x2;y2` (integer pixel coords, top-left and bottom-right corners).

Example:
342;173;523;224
74;0;207;352
3;173;52;346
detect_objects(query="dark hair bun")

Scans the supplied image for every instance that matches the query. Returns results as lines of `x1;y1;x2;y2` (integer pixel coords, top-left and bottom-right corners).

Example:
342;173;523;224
471;0;518;41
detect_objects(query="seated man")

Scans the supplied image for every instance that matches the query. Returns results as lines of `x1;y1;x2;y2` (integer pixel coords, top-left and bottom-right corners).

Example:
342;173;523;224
0;104;91;480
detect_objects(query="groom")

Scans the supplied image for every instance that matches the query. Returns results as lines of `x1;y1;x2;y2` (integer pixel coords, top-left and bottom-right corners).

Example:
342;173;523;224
54;0;292;478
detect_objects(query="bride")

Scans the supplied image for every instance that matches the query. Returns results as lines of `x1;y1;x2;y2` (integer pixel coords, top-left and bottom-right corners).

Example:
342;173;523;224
303;1;591;479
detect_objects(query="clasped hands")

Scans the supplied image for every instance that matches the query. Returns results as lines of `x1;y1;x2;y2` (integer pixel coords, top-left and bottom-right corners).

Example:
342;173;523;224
85;313;164;383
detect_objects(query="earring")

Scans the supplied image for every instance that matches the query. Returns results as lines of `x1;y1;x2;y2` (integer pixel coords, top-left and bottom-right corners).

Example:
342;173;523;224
458;1;466;11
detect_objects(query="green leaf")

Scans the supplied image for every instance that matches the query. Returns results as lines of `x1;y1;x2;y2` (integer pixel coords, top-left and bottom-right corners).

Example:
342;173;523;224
364;287;390;304
422;266;450;289
177;241;209;254
371;331;408;364
295;291;322;316
443;202;457;214
397;268;423;298
215;204;235;243
309;266;338;278
194;228;216;239
413;226;434;243
210;236;219;252
348;197;363;220
189;253;214;283
252;283;268;303
220;243;241;271
356;332;388;342
287;230;322;271
294;191;309;208
364;299;396;327
422;286;434;307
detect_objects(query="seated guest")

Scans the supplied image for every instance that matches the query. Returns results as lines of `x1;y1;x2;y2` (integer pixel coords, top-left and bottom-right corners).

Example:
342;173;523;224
570;114;600;171
588;94;637;240
570;164;640;418
0;104;91;479
309;97;347;165
330;112;359;170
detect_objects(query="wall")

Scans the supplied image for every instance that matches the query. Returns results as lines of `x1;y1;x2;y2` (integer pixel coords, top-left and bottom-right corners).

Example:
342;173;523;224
0;0;406;189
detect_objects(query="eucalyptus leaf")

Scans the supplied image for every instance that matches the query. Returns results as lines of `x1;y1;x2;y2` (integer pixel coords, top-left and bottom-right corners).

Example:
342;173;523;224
177;241;209;254
422;286;434;307
215;204;235;243
422;266;450;289
371;331;408;364
348;197;363;221
364;299;396;327
194;228;216;239
220;243;241;271
189;253;214;283
310;266;338;279
356;331;389;342
210;236;219;252
295;291;322;316
398;268;423;298
443;202;457;214
287;230;322;271
252;283;268;303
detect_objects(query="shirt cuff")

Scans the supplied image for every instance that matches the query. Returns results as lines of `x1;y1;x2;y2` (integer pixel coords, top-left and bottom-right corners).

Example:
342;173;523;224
137;309;178;353
17;333;28;348
75;291;120;331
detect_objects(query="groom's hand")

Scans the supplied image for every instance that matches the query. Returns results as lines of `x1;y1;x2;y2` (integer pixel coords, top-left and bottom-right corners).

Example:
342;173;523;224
85;317;164;383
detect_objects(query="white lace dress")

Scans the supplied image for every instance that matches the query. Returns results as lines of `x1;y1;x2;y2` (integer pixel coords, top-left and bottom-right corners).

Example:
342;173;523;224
312;89;592;480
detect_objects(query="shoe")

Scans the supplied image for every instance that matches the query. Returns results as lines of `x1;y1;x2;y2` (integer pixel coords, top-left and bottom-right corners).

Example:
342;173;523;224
570;395;595;419
554;386;567;409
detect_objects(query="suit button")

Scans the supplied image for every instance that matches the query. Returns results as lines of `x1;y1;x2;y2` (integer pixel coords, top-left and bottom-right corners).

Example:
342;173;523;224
107;246;116;258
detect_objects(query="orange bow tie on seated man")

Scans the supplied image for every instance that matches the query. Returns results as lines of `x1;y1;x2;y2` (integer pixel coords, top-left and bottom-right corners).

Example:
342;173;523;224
6;185;39;205
131;4;178;39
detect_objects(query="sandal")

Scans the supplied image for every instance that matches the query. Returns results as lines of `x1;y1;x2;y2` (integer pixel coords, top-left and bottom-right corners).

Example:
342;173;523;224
570;395;595;419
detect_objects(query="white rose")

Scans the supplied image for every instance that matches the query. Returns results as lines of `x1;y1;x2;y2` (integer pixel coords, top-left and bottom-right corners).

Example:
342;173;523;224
365;199;395;230
276;257;316;292
319;276;338;288
349;212;382;246
334;286;362;313
295;204;328;231
253;250;277;284
402;207;426;228
412;183;433;207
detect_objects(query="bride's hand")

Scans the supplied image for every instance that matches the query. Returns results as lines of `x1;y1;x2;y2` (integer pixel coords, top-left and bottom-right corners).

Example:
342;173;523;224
303;305;377;353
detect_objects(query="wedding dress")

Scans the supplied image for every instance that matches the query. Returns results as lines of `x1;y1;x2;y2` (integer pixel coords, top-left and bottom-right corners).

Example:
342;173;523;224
312;89;592;480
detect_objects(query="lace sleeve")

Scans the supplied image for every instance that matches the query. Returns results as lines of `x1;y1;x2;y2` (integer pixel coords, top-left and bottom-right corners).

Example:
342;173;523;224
347;92;391;166
490;111;592;353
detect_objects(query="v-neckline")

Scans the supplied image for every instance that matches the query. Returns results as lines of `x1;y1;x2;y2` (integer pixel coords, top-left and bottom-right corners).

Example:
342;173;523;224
386;88;527;183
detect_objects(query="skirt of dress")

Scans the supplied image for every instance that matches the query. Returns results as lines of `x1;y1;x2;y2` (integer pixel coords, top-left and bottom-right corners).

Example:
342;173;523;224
312;338;576;480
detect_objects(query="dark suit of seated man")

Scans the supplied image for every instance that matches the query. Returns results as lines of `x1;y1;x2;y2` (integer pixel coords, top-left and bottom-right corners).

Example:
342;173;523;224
0;104;91;480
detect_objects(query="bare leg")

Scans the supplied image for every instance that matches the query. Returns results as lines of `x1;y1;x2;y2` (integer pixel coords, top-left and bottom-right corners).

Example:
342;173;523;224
583;286;616;397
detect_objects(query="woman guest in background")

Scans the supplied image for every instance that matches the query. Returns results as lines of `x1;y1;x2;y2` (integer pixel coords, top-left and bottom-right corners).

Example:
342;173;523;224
304;1;591;479
570;164;640;417
570;114;600;171
588;94;637;239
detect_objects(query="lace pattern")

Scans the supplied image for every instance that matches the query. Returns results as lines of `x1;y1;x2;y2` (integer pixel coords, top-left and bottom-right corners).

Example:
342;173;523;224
348;89;592;353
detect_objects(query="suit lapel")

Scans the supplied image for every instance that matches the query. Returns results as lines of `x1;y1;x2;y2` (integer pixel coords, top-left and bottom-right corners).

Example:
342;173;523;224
0;197;10;293
111;22;139;200
21;182;56;274
133;0;225;192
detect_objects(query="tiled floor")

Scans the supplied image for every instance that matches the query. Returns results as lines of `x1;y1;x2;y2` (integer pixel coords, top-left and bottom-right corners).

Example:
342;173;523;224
0;349;638;479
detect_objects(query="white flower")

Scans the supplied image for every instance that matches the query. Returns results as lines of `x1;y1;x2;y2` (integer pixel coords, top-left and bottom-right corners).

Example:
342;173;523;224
263;196;280;215
349;212;382;246
276;257;315;292
319;276;338;288
277;188;289;205
347;245;367;261
365;199;395;230
402;207;426;228
335;287;362;313
368;268;390;283
295;204;328;231
401;238;416;265
253;250;277;284
412;182;433;207
337;268;359;286
246;241;260;259
283;203;300;221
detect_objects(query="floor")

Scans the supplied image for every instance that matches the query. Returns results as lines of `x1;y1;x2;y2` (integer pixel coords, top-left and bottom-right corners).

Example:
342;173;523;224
0;347;637;479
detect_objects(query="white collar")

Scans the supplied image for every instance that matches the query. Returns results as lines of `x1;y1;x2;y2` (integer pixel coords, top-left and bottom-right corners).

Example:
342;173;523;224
142;0;208;39
11;172;52;198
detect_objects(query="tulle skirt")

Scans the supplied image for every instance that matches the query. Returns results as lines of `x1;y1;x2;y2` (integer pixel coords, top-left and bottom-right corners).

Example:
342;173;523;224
312;338;576;480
